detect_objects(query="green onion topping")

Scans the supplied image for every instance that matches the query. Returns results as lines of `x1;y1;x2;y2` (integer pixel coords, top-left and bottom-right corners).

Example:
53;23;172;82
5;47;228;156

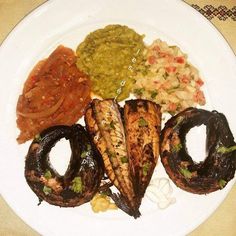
218;179;227;189
121;156;128;163
143;162;151;176
43;186;52;195
172;143;182;153
81;144;92;158
44;170;52;180
217;145;236;154
81;151;87;158
70;177;83;193
138;117;148;127
179;167;192;178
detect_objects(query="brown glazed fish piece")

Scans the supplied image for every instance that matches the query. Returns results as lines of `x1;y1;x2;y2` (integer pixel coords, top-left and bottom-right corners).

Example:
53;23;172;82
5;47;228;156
25;124;103;207
85;99;139;217
124;99;162;206
160;107;236;194
84;104;120;188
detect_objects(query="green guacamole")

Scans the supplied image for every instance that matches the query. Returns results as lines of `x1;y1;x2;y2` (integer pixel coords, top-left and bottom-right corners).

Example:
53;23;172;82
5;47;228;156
76;24;146;101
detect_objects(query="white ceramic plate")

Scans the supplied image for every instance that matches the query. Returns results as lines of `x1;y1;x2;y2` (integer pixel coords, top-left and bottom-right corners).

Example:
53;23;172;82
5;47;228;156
0;0;236;235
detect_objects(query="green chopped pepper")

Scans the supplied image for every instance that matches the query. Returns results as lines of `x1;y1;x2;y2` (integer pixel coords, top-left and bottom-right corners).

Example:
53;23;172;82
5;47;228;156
44;170;52;180
120;156;128;163
172;143;182;153
43;186;52;195
70;177;83;193
179;167;192;179
138;117;148;127
218;179;227;189
217;145;236;154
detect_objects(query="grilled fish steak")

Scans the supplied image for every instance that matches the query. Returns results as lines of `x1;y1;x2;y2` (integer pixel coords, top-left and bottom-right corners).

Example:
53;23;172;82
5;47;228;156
124;99;161;206
85;99;161;217
85;99;138;216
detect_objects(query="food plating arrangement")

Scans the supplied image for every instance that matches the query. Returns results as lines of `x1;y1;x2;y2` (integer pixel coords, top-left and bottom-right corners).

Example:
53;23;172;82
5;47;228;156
16;25;236;218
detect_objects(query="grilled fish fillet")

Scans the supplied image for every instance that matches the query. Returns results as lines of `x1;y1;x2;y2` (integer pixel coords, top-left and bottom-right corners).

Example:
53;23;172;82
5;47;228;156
85;99;161;217
124;99;161;206
85;99;138;216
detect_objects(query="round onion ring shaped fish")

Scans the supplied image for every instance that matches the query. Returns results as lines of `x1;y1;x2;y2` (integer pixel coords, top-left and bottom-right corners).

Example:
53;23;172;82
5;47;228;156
25;124;104;207
160;107;236;194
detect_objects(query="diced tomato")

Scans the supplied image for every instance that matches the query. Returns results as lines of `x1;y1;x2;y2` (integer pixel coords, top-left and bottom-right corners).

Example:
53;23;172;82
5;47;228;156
165;66;176;73
148;55;157;65
168;103;177;112
196;78;204;87
180;75;190;84
175;56;185;64
194;90;205;105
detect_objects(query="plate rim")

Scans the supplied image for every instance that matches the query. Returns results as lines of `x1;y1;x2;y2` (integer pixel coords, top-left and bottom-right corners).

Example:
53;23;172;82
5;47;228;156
0;0;236;236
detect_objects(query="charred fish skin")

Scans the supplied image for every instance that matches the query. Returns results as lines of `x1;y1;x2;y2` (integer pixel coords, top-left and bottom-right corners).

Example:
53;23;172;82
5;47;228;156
85;99;140;217
160;107;236;194
25;124;103;207
124;99;161;205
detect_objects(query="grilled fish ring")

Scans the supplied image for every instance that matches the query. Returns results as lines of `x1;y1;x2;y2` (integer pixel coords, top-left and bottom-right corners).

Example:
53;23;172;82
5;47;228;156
160;107;236;194
25;124;103;207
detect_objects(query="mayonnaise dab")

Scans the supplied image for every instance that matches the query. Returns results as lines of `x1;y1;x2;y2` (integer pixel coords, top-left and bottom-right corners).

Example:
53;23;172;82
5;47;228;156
146;177;176;209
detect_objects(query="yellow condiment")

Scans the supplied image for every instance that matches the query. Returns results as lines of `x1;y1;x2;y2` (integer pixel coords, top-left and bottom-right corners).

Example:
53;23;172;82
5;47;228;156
90;193;117;213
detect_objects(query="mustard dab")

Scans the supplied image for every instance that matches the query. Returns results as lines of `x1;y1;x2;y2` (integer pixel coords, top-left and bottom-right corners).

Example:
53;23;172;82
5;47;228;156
90;193;118;213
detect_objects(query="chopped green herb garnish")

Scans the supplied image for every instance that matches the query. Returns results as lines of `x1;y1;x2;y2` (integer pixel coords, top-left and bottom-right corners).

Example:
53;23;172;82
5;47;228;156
121;156;128;163
217;145;236;154
143;162;151;176
179;167;192;178
138;117;148;127
172;143;182;153
35;134;42;142
218;179;227;189
134;88;144;96
110;120;115;130
81;144;92;158
43;186;52;195
81;151;88;158
70;177;83;193
150;90;158;99
44;170;52;180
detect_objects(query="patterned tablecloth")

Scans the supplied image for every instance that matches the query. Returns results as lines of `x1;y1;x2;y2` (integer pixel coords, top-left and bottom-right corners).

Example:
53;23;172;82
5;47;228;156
0;0;235;235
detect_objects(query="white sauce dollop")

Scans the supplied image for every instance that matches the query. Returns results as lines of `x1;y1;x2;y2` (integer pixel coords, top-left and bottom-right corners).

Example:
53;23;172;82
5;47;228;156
146;177;176;209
